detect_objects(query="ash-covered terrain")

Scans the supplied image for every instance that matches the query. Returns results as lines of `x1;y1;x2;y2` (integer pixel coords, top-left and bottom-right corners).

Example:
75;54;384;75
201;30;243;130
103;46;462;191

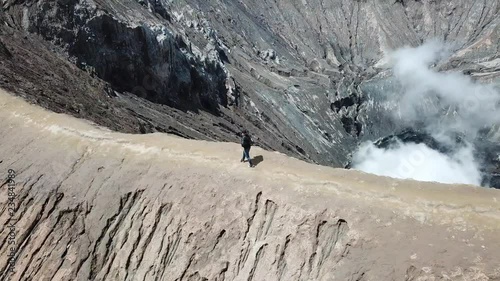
1;0;499;183
0;89;499;281
1;2;500;280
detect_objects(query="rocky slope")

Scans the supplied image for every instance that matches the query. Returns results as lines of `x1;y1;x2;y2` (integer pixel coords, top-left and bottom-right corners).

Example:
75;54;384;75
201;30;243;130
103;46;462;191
1;89;500;281
1;0;498;169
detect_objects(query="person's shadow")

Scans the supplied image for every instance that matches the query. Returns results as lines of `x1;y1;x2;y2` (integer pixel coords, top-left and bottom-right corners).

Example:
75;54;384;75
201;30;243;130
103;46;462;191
251;155;264;167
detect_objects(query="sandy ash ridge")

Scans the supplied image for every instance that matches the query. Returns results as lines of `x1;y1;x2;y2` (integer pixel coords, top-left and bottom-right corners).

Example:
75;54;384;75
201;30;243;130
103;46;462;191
0;89;499;280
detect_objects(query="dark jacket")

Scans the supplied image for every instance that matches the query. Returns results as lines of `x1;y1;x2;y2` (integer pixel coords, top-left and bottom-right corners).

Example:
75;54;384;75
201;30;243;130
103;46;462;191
241;133;252;148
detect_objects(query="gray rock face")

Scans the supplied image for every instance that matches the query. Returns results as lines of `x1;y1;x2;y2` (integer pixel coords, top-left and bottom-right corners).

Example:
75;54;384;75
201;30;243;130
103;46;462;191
11;0;229;114
1;1;499;166
0;40;12;58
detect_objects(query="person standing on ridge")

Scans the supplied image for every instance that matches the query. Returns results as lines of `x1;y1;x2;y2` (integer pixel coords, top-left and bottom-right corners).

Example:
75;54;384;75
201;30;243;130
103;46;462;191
240;130;254;167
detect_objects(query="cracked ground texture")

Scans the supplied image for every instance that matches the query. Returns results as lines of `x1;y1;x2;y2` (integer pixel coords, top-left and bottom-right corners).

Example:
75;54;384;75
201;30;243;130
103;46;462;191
0;88;499;280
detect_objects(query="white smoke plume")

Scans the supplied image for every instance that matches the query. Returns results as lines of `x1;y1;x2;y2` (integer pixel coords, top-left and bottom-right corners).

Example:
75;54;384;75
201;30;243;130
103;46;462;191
390;40;500;138
353;141;482;186
353;40;500;186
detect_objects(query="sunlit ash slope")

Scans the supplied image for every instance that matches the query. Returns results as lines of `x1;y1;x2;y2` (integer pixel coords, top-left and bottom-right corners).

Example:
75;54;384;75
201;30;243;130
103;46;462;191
1;88;500;280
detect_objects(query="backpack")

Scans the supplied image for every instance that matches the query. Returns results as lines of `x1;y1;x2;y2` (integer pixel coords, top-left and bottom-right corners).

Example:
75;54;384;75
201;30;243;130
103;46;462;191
241;134;252;147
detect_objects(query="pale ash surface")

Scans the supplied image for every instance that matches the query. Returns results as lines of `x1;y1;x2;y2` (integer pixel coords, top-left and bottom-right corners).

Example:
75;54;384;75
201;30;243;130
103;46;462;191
0;88;499;280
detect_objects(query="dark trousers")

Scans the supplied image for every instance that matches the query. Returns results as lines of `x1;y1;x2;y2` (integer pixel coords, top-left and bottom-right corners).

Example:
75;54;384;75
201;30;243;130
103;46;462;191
242;147;253;166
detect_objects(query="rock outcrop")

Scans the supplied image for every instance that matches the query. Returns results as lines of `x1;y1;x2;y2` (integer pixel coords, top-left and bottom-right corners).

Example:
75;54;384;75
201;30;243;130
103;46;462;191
1;89;500;280
1;0;498;169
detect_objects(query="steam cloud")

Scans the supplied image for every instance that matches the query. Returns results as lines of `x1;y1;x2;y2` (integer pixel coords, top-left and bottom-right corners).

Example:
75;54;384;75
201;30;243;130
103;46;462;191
353;40;500;186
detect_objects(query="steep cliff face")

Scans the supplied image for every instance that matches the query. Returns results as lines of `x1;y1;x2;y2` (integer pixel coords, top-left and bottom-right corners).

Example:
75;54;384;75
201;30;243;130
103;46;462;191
4;0;230;112
1;0;498;168
1;89;500;281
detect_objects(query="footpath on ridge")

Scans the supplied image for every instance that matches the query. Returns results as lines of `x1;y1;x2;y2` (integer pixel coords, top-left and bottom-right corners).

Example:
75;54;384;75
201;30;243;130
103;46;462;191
0;88;499;280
